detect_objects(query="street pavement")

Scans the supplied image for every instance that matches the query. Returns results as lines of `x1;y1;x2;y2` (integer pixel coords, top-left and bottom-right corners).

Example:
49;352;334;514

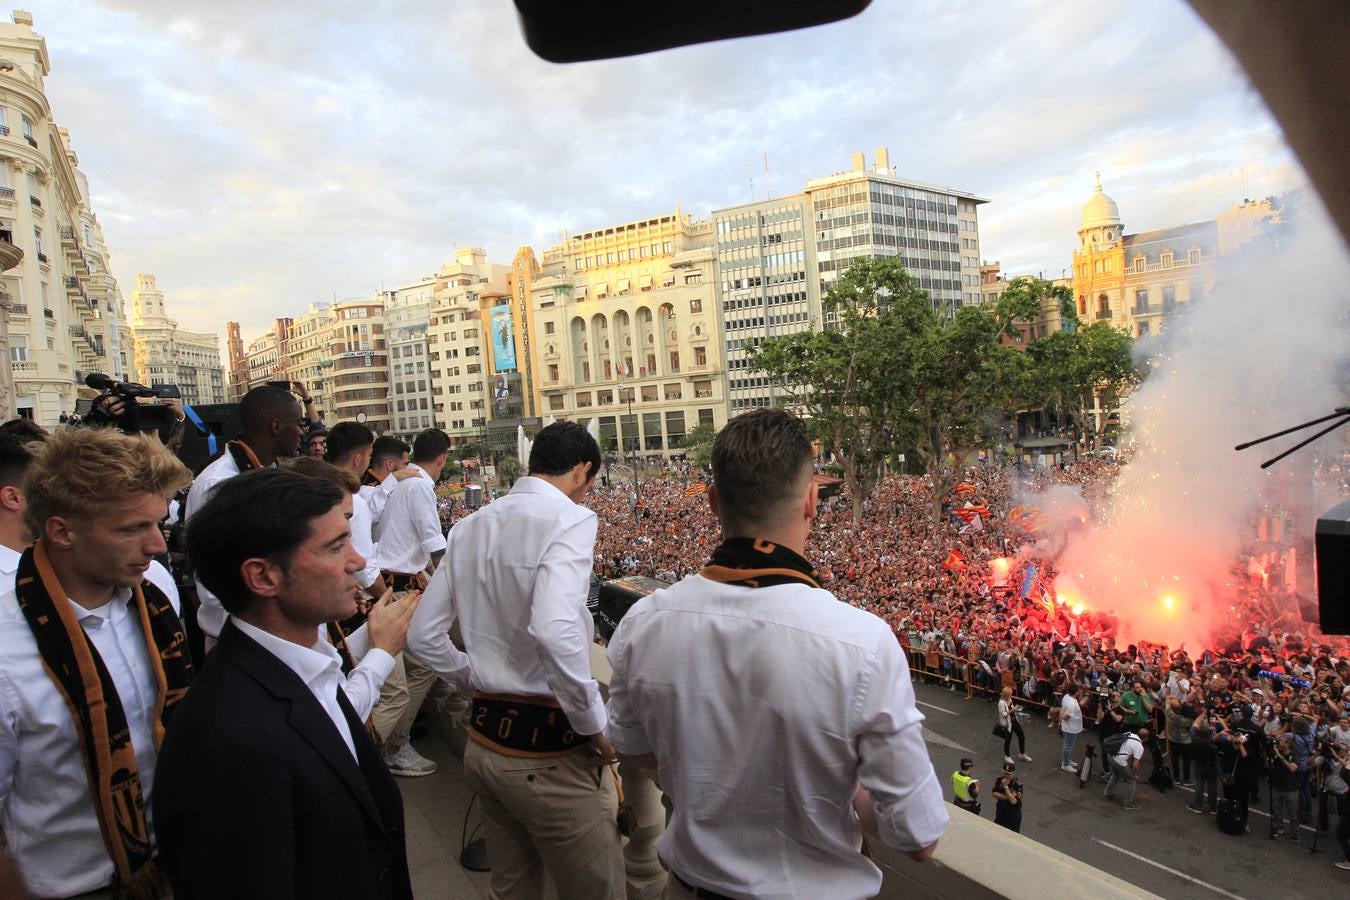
396;681;1348;899
908;679;1348;899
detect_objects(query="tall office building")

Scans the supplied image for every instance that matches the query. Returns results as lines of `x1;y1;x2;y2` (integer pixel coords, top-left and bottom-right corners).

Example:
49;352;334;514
385;275;435;441
129;273;227;405
225;320;248;400
714;146;987;412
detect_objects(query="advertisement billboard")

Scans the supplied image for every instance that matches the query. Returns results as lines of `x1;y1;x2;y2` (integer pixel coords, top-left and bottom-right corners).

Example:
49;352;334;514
493;371;524;420
490;304;517;371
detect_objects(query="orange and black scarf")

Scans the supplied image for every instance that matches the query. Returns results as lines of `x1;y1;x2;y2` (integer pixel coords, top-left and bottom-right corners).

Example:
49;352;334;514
699;537;822;589
15;541;194;899
226;438;264;472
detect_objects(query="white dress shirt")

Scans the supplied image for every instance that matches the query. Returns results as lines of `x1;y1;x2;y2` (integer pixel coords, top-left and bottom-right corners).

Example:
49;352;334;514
348;490;383;592
408;476;604;735
331;624;395;722
185;449;246;638
374;463;445;575
1060;694;1084;734
359;471;399;538
231;618;358;760
606;575;948;899
0;544;20;582
0;563;180;898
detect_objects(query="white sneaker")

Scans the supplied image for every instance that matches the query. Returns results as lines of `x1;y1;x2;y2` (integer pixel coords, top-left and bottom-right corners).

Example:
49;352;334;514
1004;755;1015;765
1061;764;1079;773
385;742;438;777
1020;754;1033;762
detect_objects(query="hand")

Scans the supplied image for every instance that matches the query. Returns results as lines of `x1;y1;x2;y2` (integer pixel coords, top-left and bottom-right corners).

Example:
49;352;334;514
291;380;310;400
393;467;423;481
166;397;185;422
587;733;619;766
365;588;423;655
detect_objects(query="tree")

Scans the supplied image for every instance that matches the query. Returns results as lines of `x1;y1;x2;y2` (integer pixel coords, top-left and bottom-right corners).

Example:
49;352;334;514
1026;321;1139;445
498;452;523;488
684;422;718;470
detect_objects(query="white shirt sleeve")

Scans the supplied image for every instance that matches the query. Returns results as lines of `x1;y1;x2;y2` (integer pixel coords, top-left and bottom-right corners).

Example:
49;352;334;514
604;610;652;755
348;498;383;591
852;631;949;852
0;670;18;811
406;562;473;695
527;515;606;736
341;648;396;722
412;480;448;559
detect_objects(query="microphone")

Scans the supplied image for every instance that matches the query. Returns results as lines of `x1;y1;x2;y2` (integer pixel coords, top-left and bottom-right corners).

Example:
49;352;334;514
85;372;116;390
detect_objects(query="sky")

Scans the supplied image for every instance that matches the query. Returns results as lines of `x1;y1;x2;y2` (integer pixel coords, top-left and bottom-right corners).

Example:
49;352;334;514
30;0;1307;346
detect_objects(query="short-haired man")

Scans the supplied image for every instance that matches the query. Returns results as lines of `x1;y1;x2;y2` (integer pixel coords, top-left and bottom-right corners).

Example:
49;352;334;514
409;420;625;899
0;427;192;897
605;409;946;897
1060;683;1085;772
361;435;411;536
186;383;304;640
155;468;421;899
0;430;43;579
1103;724;1151;810
952;758;981;814
371;427;451;777
324;422;385;598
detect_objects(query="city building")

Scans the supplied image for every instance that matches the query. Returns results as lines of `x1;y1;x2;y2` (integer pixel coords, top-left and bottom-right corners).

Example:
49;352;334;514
503;247;544;422
979;261;1073;346
714;147;988;411
529;209;727;457
0;10;133;424
282;302;337;421
129;273;227;405
325;296;389;432
423;247;510;441
384;277;435;442
243;317;292;390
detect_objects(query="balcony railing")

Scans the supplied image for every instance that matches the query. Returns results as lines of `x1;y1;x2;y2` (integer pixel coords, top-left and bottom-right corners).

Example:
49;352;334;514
24;134;37;148
0;187;12;199
43;307;54;319
36;251;47;264
28;195;40;208
0;125;9;135
8;303;27;316
65;275;78;288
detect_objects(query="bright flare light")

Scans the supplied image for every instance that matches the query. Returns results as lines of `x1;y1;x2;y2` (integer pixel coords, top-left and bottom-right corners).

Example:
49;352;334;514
1071;603;1086;616
1161;595;1176;611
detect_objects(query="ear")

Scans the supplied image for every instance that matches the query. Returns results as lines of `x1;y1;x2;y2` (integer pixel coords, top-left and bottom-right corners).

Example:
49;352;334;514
803;475;819;521
240;557;285;599
44;514;75;550
707;484;720;519
0;485;22;513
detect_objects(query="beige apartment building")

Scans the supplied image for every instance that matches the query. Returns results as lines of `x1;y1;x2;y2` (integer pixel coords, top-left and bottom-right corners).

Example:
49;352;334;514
0;11;133;424
529;210;728;457
423;247;510;440
129;273;226;405
243;317;292;390
325;297;389;431
384;274;435;442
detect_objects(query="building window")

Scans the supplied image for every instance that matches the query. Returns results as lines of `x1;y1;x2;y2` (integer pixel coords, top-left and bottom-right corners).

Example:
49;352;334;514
1188;248;1200;265
1134;257;1145;273
548;363;559;381
1161;252;1173;269
1134;289;1150;315
685;273;703;285
544;321;555;334
694;346;707;366
1138;321;1151;337
9;335;25;362
1162;285;1177;315
1096;294;1110;318
689;298;702;314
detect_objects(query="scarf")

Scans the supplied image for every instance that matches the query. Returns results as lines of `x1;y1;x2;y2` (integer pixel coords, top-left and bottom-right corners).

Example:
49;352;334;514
226;438;263;472
361;467;382;488
699;537;822;590
15;541;194;899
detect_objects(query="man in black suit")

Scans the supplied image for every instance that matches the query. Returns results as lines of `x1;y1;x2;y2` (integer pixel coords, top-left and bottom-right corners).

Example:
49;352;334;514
154;467;423;899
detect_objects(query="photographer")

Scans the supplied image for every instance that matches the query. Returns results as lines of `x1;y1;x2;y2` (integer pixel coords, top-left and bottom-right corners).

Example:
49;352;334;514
1165;694;1197;787
1270;733;1301;841
1188;719;1221;814
1103;725;1151;810
1311;741;1350;870
992;761;1024;833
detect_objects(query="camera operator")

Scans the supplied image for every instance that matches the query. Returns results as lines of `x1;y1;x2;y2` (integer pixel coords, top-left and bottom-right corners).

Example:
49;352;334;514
1232;704;1267;815
1270;733;1301;841
81;374;187;447
1311;740;1350;870
1293;704;1319;826
1188;719;1221;815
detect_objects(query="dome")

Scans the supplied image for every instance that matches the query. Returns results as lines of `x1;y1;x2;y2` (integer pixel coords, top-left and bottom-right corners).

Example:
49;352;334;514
1080;172;1121;231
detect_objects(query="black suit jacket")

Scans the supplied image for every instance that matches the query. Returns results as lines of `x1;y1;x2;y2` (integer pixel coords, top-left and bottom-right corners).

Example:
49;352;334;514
153;620;413;900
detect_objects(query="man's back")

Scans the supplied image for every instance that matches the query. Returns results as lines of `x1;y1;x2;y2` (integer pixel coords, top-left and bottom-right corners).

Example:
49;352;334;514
606;574;946;899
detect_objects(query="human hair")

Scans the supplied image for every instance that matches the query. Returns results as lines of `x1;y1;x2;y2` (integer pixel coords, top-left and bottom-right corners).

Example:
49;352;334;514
370;436;409;469
0;432;39;489
187;468;343;615
324;421;374;465
23;427;191;531
238;385;298;433
1001;687;1013;700
0;418;49;442
528;421;600;479
710;408;812;533
283;456;360;494
411;427;451;463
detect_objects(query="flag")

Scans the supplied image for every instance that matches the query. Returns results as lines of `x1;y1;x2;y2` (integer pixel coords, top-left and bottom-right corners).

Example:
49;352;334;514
1009;505;1044;533
955;482;976;496
959;515;983;534
1021;563;1038;598
942;549;967;572
684;483;707;496
954;502;990;523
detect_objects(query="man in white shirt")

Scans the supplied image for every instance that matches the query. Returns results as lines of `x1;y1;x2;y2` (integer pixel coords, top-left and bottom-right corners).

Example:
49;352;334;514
156;467;421;899
371;428;451;777
606;409;947;899
1059;683;1085;772
0;431;42;580
1103;725;1151;810
409;420;625;900
324;422;387;598
360;435;410;537
0;427;193;898
185;384;305;641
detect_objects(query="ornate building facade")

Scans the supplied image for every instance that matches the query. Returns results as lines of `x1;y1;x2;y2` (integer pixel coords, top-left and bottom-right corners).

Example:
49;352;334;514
129;273;226;405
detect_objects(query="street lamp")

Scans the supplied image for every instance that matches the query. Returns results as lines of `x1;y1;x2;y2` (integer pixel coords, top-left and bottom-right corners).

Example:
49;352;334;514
623;386;640;523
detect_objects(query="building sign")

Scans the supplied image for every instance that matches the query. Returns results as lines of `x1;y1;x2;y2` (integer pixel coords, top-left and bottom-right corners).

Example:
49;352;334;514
493;371;523;420
490;303;516;371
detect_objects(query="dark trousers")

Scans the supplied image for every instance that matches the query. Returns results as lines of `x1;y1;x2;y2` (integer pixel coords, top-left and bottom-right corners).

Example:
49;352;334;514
1337;792;1350;861
1003;720;1026;757
1170;743;1191;783
1299;769;1313;823
1193;768;1219;811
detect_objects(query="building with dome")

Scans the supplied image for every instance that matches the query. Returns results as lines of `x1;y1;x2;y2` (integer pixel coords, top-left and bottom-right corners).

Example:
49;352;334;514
1070;174;1277;341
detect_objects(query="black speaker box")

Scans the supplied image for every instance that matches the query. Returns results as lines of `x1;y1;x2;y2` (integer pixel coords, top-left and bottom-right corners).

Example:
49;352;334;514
177;403;241;476
592;575;671;641
1316;499;1350;633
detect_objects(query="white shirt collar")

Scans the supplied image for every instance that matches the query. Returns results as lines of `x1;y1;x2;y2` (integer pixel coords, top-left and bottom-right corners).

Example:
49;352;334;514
69;584;137;625
510;475;568;502
232;616;345;690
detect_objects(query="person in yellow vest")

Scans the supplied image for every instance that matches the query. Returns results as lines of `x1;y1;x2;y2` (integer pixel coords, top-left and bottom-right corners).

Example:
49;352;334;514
952;758;982;814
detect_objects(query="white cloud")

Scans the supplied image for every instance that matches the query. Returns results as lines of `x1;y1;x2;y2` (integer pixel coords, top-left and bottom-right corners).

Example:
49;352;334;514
29;0;1309;344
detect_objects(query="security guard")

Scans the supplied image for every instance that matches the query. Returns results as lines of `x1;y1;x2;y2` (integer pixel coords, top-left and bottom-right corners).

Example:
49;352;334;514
952;758;982;814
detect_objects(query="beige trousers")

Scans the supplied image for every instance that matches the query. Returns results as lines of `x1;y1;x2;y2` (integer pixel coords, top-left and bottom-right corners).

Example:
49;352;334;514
463;739;625;900
368;650;437;752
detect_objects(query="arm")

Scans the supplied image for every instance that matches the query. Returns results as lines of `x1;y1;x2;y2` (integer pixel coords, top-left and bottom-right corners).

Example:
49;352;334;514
852;631;948;859
291;380;323;425
405;562;473;695
605;611;655;766
0;674;18;816
412;481;447;575
527;515;606;736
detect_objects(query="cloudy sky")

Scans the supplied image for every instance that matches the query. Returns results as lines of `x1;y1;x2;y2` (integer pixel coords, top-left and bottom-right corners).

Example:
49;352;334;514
33;0;1303;345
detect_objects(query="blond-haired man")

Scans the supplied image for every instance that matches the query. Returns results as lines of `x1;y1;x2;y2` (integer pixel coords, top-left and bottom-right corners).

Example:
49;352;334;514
0;427;192;898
